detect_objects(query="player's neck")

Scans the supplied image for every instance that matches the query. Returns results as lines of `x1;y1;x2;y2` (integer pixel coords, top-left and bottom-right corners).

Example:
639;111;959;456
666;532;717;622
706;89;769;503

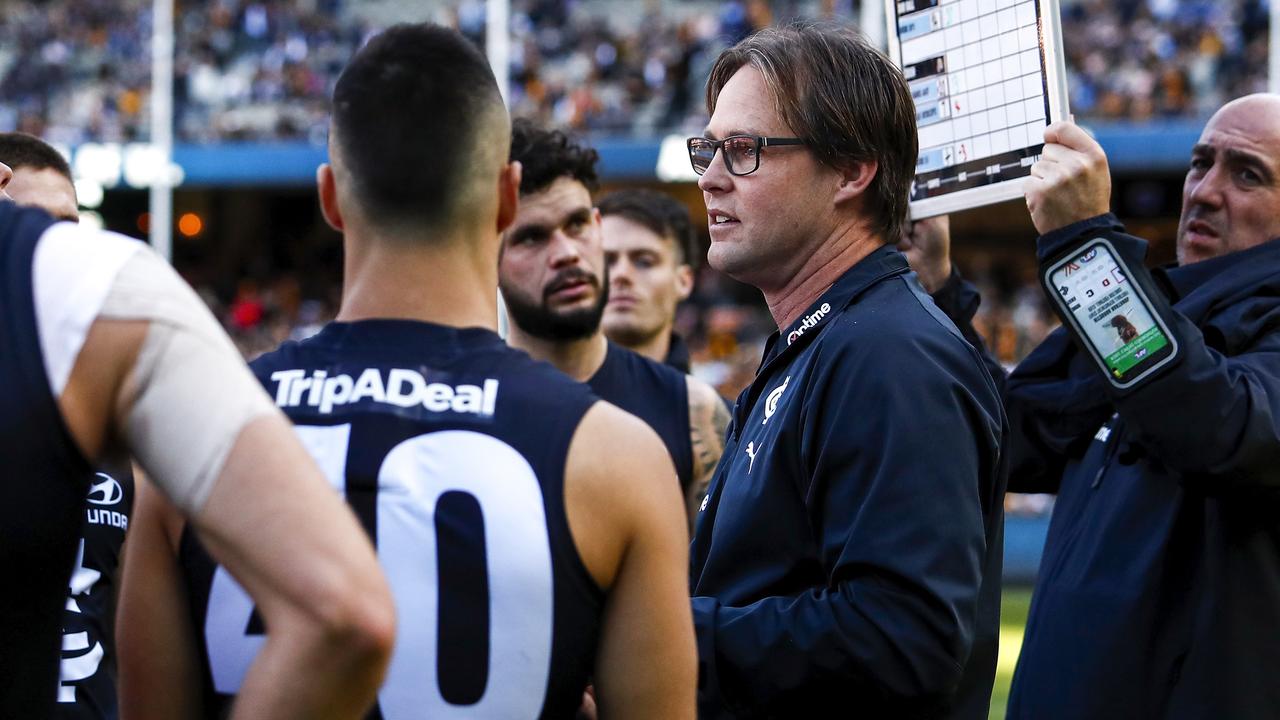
764;224;883;331
624;327;672;364
508;328;609;382
337;229;498;331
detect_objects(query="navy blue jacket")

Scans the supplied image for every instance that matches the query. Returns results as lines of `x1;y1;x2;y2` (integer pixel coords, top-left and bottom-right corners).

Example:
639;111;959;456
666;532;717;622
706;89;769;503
938;215;1280;719
690;246;1007;719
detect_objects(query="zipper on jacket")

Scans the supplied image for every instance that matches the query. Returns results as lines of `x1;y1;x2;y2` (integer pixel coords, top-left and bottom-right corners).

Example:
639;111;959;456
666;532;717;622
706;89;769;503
1091;418;1125;489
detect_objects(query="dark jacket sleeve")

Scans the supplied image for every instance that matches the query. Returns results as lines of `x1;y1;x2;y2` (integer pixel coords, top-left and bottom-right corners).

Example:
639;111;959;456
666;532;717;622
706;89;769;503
691;311;1002;714
1033;215;1280;492
929;267;1006;395
929;262;1112;494
1117;316;1280;491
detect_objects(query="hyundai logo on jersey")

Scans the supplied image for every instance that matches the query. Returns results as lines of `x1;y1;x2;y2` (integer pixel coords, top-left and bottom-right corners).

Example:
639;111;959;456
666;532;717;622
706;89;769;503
787;303;831;345
271;368;499;416
87;474;123;506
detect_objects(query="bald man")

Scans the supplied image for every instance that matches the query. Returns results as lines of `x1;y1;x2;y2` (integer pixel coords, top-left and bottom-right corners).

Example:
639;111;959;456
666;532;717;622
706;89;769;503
904;94;1280;720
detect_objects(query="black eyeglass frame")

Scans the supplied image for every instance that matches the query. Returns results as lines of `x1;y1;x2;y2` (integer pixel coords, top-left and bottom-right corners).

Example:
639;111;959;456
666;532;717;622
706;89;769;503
686;135;805;176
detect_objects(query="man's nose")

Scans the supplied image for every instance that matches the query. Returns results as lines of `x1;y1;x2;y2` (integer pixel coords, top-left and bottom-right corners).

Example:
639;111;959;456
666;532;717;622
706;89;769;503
697;147;732;194
0;162;12;200
1186;165;1225;210
608;258;632;285
548;230;582;267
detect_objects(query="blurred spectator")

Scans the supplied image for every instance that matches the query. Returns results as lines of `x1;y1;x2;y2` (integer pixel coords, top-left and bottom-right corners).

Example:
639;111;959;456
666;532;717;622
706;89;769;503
2;0;1270;141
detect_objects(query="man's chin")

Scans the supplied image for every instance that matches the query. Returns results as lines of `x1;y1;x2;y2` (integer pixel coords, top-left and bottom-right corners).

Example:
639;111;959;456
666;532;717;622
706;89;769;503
1176;232;1222;265
602;318;660;348
707;245;758;284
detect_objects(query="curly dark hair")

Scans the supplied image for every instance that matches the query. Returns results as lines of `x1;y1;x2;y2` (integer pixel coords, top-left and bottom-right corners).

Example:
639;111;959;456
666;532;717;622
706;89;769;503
509;118;599;196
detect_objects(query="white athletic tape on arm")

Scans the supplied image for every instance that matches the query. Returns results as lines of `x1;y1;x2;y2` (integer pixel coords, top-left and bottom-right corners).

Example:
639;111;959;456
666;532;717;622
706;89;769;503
98;249;278;514
32;223;144;396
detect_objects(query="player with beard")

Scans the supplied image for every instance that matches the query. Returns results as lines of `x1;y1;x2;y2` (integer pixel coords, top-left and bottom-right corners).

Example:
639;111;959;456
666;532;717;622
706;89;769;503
0;131;135;719
500;120;729;524
117;25;695;720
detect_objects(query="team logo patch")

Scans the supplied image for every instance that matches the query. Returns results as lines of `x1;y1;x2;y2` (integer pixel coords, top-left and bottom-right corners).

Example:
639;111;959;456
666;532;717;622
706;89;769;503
87;473;123;506
762;376;790;425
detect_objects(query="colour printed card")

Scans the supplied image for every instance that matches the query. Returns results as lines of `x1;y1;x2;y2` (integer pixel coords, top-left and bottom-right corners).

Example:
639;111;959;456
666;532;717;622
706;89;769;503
885;0;1070;219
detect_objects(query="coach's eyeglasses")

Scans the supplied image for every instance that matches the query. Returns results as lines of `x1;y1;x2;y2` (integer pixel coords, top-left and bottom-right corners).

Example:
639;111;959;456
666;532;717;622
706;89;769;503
686;135;805;176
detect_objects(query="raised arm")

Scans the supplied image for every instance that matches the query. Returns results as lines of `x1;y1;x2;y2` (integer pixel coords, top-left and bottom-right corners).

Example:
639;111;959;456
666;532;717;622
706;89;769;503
565;402;697;720
1026;121;1280;491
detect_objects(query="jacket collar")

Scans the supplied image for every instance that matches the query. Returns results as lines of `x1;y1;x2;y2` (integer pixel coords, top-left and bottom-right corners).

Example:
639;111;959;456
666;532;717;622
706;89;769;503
732;245;909;438
1160;235;1280;304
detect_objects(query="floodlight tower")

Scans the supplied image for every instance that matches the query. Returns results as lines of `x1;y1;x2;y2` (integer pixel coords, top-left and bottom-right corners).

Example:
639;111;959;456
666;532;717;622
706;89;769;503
1271;0;1279;94
487;0;511;106
150;0;174;262
487;0;512;337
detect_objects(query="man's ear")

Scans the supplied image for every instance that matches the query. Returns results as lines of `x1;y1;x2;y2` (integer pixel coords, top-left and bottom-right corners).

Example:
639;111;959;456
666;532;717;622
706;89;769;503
497;161;522;234
675;263;695;301
833;159;877;207
317;163;344;233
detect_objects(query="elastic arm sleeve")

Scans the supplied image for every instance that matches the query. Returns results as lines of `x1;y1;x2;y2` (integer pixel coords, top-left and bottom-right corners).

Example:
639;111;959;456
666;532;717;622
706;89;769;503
98;250;278;514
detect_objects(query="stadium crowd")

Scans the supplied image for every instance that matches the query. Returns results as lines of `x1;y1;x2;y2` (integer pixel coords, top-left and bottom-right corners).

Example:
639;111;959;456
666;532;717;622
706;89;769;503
0;0;1271;145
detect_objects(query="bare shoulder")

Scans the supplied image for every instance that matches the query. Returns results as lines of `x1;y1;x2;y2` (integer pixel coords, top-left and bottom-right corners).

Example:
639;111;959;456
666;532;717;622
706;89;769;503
685;375;730;502
685;374;724;416
564;401;684;589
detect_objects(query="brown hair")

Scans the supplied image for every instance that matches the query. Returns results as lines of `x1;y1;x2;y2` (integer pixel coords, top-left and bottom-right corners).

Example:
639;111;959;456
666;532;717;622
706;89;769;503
705;22;917;243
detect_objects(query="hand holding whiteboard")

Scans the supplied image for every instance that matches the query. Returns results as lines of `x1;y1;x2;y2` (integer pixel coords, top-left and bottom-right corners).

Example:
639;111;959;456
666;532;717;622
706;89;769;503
1025;120;1112;234
884;0;1070;219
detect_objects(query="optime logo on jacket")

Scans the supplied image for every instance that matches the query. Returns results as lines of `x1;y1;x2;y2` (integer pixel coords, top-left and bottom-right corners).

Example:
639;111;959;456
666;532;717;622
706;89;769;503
787;303;831;345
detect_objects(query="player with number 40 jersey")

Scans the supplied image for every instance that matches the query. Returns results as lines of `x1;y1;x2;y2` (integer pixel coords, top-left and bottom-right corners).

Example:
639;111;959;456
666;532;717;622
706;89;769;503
116;23;695;720
180;322;609;718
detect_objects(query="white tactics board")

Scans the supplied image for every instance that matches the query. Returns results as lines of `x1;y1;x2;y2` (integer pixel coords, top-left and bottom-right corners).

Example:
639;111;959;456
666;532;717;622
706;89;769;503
885;0;1070;219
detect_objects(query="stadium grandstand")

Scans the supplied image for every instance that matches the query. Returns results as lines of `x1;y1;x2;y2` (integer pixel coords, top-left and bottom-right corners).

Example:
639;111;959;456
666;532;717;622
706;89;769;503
8;0;1262;388
4;2;1278;717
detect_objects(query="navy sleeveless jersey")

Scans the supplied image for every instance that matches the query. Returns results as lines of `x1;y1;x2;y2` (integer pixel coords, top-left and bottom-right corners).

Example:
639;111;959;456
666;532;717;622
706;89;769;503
0;202;95;717
178;320;604;719
587;342;693;492
56;459;134;720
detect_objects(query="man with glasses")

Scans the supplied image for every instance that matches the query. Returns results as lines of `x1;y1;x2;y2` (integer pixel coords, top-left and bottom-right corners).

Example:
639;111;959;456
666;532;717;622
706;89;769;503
686;23;1007;719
